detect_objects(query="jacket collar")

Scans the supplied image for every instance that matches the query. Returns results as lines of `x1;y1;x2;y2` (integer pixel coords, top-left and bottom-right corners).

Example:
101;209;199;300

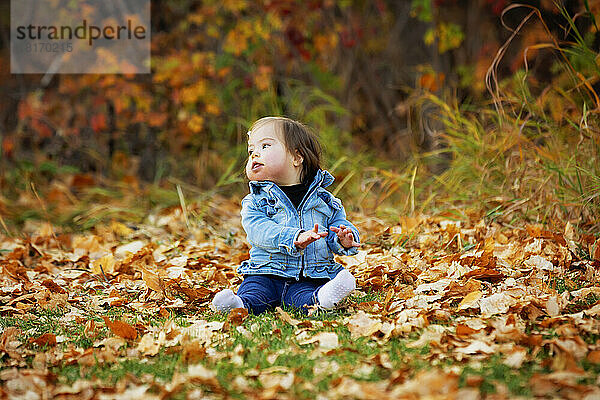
248;169;334;195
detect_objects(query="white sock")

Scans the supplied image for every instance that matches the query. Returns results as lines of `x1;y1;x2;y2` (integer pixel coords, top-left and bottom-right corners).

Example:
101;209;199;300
211;289;245;312
317;269;356;310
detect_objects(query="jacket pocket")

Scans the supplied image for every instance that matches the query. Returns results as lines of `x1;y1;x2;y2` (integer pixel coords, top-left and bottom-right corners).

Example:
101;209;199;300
317;191;342;211
258;197;287;223
311;199;334;219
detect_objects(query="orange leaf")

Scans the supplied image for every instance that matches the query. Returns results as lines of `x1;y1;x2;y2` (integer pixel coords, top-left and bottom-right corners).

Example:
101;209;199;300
2;137;14;158
102;316;138;340
456;324;478;336
2;260;30;283
90;113;107;133
276;307;300;326
29;333;57;347
587;350;600;364
148;112;168;127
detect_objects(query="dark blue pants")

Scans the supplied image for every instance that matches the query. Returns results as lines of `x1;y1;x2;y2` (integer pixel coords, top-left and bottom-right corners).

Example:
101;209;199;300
237;275;329;315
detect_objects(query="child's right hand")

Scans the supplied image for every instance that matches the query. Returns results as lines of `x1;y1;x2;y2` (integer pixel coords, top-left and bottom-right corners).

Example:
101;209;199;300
294;224;328;249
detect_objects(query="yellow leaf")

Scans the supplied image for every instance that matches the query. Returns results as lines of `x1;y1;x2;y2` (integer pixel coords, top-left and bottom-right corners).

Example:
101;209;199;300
187;114;204;134
457;290;482;310
110;220;133;237
136;333;160;356
253;65;273;91
224;29;248;56
92;254;116;275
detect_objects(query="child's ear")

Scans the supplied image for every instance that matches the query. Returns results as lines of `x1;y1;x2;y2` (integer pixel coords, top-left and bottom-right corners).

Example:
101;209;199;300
293;150;303;167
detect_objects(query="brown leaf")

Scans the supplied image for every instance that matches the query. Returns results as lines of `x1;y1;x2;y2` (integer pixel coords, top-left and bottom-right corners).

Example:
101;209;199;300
175;286;212;301
84;320;97;339
102;316;138;340
41;279;67;294
466;375;484;387
345;311;382;339
29;333;57;347
593;238;600;261
463;268;504;283
227;308;249;326
0;327;23;360
139;266;163;293
182;340;206;364
2;260;30;283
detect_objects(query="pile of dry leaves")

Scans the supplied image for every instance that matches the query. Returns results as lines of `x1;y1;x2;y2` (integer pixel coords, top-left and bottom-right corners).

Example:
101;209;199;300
1;197;599;399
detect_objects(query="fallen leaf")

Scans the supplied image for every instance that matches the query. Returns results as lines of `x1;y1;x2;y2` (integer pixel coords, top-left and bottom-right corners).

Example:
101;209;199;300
457;290;482;310
28;333;57;347
345;311;382;339
456;323;479;336
102;316;138;340
276;307;300;326
187;363;220;387
91;254;116;275
587;350;600;364
259;370;295;390
40;279;67;294
455;340;496;355
463;268;505;283
299;331;339;350
140;266;163;293
480;292;520;317
546;295;560;317
504;348;528;368
136;333;160;356
524;255;557;272
115;240;145;259
227;308;248;326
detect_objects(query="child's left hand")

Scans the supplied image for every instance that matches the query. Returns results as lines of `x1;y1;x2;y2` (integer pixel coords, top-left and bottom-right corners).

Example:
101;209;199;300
330;225;360;249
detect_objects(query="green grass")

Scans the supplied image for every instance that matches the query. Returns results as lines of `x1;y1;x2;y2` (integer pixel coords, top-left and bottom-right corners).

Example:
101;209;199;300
2;294;599;398
459;355;540;396
56;351;182;385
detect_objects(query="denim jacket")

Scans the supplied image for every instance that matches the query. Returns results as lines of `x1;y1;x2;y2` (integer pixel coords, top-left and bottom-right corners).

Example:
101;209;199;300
237;170;359;280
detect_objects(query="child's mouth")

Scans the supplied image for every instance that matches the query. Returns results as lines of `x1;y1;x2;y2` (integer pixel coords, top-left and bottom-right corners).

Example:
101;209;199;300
251;162;263;171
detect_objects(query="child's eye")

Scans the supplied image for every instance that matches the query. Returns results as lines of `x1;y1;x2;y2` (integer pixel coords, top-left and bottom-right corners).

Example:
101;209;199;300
262;143;270;149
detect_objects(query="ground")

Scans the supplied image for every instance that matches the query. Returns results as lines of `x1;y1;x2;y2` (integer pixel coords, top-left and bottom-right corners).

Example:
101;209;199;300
1;196;600;399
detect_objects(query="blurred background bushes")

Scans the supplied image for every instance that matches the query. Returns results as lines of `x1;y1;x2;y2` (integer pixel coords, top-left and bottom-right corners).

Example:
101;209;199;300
0;0;598;232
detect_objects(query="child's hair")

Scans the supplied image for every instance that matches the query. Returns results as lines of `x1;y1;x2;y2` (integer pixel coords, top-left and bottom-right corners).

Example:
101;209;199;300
249;117;322;184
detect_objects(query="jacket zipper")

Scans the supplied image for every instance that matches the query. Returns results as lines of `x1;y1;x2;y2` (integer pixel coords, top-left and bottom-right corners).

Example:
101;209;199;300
271;177;322;281
298;208;304;281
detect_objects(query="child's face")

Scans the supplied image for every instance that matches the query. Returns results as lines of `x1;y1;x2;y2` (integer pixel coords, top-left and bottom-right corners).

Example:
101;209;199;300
246;123;303;185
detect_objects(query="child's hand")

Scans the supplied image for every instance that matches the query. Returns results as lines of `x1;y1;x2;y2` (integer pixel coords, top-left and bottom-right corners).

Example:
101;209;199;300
294;224;328;249
330;225;360;249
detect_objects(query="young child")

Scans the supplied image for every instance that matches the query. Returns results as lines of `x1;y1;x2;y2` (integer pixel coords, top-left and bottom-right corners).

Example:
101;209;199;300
212;116;360;314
